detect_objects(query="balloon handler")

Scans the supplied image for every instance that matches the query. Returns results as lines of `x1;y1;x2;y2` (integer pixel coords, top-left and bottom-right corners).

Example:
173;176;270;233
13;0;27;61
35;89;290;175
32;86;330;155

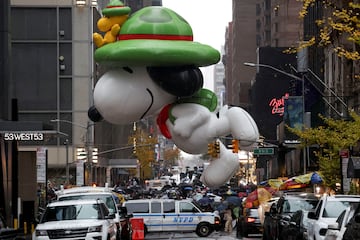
88;6;260;188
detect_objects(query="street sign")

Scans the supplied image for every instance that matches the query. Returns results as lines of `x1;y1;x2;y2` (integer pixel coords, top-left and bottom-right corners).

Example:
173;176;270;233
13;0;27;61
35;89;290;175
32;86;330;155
253;148;274;155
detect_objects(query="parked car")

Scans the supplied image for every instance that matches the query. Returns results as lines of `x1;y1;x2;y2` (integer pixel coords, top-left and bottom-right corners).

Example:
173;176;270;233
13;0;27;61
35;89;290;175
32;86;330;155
323;204;358;240
32;199;117;240
118;206;133;240
259;197;280;225
56;185;122;239
262;192;319;240
238;208;262;237
307;195;360;240
278;209;312;240
123;198;221;237
0;213;24;240
341;202;360;240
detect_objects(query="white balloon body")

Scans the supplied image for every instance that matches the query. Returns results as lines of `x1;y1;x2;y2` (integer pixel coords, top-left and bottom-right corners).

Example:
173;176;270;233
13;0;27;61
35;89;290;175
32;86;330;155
167;104;259;154
93;66;260;187
200;142;240;188
166;103;259;187
93;67;177;124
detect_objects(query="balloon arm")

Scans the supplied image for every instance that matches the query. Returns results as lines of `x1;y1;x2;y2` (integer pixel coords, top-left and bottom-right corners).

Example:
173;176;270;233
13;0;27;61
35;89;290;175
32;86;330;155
173;110;209;138
111;24;120;36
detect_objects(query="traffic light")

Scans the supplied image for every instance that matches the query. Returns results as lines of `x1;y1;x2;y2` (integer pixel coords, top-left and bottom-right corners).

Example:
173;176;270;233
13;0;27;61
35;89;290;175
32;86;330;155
76;147;87;161
132;137;137;154
92;148;98;163
207;143;214;156
232;139;239;153
214;141;220;156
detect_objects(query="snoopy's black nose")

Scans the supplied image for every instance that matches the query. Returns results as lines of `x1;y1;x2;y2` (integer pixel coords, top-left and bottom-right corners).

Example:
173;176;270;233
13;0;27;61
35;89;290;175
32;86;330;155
88;106;103;122
147;65;203;97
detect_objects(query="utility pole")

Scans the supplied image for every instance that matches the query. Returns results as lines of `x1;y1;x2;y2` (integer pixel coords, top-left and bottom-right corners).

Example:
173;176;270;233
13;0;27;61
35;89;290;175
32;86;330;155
64;139;69;185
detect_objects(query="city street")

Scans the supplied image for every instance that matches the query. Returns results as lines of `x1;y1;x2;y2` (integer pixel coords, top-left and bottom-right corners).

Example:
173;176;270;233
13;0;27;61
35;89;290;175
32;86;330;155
3;2;360;240
144;231;262;239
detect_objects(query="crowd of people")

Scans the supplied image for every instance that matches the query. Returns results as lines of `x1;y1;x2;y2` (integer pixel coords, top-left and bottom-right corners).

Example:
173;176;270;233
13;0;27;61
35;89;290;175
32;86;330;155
45;175;259;237
195;191;248;237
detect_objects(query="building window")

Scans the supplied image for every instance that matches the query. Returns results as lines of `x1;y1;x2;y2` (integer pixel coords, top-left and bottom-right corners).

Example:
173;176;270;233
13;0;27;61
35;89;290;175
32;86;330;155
265;0;271;11
265;30;271;42
256;19;261;32
11;8;57;40
151;0;161;6
265;15;271;26
256;4;261;16
256;35;261;46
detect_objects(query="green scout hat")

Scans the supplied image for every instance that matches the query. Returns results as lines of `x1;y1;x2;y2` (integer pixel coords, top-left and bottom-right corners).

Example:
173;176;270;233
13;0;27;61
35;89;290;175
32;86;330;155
94;6;220;67
102;0;131;17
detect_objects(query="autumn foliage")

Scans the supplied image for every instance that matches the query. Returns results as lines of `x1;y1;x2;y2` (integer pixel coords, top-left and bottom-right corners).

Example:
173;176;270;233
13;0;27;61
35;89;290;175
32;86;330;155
288;111;360;192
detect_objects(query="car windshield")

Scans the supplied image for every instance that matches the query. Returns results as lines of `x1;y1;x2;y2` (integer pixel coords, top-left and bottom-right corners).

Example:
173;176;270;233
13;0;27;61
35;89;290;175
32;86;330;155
59;194;116;214
282;199;318;213
41;204;101;222
322;201;356;218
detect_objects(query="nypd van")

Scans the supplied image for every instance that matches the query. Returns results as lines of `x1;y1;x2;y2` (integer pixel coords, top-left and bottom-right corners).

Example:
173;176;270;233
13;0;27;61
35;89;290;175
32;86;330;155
122;198;220;237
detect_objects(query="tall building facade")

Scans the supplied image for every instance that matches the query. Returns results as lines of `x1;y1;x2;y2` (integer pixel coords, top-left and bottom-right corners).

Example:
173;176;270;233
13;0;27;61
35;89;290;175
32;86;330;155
225;0;360;181
226;0;258;109
225;0;303;110
224;0;306;181
213;47;226;111
0;0;163;226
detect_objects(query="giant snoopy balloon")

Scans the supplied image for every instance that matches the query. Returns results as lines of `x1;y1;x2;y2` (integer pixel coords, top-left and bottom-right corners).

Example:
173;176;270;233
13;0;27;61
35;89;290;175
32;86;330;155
88;2;260;188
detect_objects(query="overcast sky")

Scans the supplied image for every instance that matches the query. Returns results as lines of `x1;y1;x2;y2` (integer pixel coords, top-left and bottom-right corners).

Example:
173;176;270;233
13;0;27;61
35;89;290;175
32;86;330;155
162;0;233;90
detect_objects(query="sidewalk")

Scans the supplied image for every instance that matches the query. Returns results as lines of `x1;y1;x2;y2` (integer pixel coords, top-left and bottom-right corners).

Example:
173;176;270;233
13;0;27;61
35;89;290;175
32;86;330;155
208;230;239;239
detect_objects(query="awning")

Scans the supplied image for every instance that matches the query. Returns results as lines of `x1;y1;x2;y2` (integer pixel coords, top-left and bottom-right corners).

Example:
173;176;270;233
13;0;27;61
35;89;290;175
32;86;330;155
117;169;129;175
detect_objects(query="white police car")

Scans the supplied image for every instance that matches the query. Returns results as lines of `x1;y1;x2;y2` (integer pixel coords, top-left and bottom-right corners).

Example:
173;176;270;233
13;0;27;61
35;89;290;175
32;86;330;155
55;185;122;239
33;199;117;240
123;198;221;237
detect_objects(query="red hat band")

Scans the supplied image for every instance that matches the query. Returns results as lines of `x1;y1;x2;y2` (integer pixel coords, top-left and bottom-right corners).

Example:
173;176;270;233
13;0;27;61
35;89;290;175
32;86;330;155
118;34;193;41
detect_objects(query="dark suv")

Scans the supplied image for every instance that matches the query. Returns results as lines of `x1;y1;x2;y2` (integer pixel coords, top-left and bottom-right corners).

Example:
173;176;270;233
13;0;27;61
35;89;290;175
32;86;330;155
342;202;360;240
238;208;262;237
262;192;319;240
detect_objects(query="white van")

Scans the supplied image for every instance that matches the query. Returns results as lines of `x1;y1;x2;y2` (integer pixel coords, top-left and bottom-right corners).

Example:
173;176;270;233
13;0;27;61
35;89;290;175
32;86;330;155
144;176;175;191
122;198;221;237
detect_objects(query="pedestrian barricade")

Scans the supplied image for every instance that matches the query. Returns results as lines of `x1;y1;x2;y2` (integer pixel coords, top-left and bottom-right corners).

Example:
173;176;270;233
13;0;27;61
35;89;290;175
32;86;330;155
130;217;144;240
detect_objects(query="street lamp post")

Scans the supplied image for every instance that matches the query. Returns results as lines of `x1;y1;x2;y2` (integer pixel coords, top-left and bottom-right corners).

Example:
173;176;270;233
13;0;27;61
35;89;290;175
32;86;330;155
64;139;69;184
244;62;307;174
51;119;94;185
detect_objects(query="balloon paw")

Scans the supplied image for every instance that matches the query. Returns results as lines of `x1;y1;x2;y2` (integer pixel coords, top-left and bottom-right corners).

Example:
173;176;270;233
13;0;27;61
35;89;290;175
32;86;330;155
93;33;104;48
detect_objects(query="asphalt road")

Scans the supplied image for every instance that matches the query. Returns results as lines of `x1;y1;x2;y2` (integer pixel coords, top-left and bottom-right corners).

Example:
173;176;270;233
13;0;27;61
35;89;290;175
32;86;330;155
144;230;262;239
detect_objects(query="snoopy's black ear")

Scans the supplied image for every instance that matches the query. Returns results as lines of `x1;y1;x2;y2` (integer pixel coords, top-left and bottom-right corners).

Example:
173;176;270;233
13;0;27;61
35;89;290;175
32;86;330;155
147;65;203;97
88;106;103;122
